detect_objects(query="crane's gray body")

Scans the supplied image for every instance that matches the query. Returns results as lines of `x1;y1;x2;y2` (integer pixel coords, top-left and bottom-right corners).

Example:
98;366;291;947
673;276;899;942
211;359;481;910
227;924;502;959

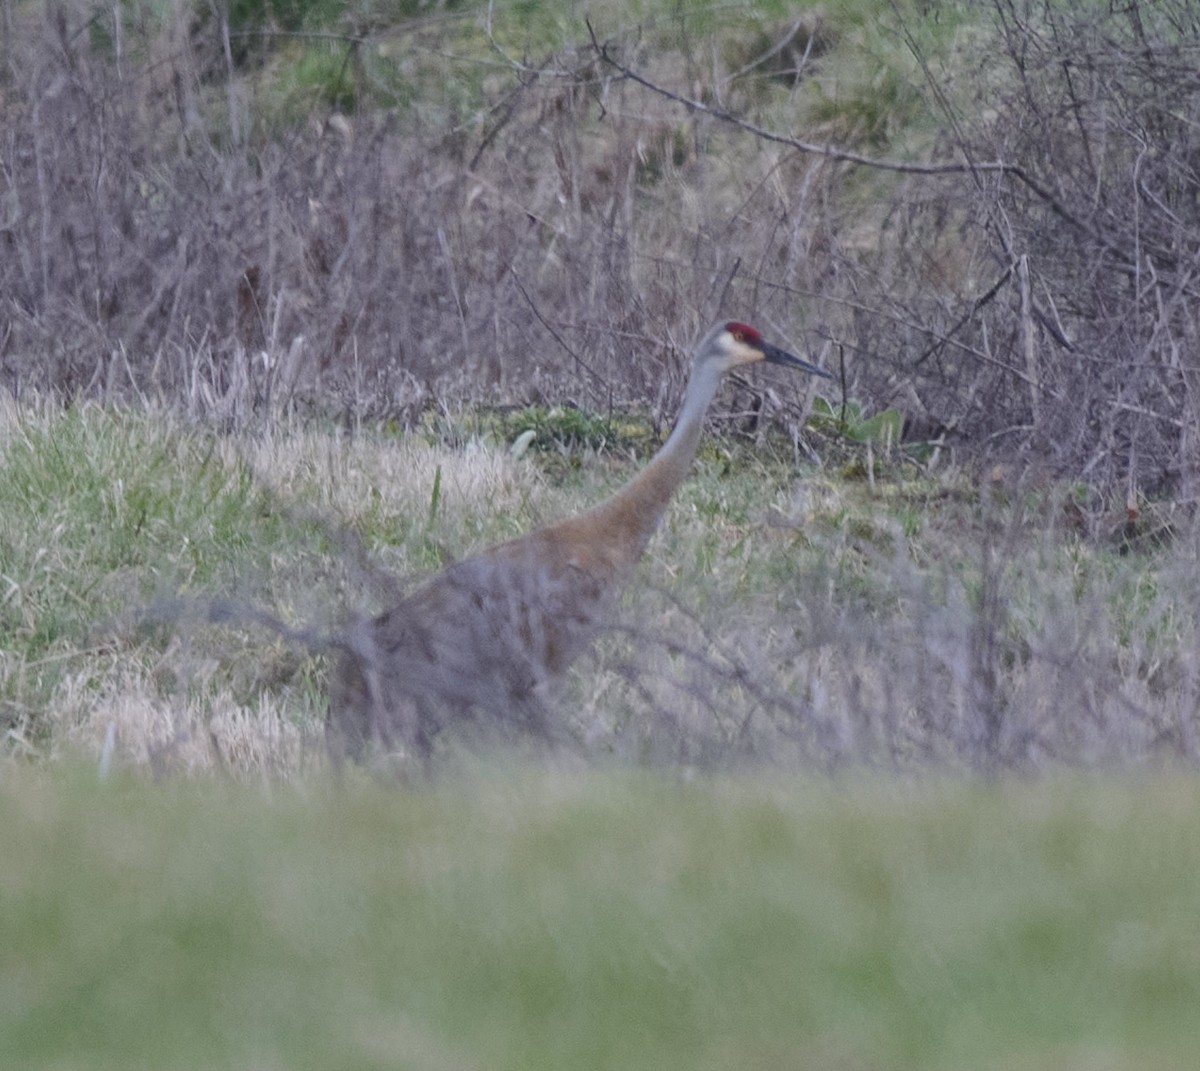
326;321;829;765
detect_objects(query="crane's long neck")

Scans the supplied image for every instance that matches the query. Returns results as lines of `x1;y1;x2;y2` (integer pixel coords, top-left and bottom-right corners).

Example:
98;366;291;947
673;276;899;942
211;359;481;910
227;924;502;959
582;355;724;570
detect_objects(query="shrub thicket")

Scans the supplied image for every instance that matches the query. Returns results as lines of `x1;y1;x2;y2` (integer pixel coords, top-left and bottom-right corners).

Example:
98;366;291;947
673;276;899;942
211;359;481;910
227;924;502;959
904;0;1200;499
4;1;1197;496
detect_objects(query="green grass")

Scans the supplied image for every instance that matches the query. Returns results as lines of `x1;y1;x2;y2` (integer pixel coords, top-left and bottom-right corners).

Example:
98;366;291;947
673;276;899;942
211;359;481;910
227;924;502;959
0;401;567;763
1;403;1198;1066
3;400;1197;773
2;765;1199;1070
0;404;290;732
158;0;982;151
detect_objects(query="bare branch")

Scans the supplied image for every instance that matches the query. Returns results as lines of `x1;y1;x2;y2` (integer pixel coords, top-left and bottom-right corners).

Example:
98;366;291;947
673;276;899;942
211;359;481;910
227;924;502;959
584;19;1008;179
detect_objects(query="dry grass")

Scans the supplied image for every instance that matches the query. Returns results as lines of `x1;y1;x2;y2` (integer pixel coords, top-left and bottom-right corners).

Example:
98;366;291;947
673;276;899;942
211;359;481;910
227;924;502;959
4;400;1195;779
7;0;1197;493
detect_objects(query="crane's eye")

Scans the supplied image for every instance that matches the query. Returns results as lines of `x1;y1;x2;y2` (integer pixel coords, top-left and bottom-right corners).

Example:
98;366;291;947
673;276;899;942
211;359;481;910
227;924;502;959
732;330;744;342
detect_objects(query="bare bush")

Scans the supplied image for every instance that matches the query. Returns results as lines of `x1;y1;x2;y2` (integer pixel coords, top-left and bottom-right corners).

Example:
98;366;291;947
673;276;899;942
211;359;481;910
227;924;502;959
870;0;1200;496
0;3;838;427
5;1;1200;493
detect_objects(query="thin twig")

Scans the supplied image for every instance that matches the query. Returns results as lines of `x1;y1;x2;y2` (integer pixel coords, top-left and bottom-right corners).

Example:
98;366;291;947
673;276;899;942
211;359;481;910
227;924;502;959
508;267;609;394
911;261;1014;369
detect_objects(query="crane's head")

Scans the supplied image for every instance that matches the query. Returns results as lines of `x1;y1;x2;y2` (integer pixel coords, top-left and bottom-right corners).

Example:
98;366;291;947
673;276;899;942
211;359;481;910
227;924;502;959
702;321;833;379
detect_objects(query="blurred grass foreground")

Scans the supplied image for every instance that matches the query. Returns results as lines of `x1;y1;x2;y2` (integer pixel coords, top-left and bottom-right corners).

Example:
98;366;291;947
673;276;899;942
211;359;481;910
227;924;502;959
3;765;1200;1071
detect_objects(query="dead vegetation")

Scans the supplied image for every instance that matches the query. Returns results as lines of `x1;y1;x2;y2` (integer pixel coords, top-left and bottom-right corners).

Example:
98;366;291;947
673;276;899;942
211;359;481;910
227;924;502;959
4;1;1198;495
10;406;1195;781
4;1;1200;777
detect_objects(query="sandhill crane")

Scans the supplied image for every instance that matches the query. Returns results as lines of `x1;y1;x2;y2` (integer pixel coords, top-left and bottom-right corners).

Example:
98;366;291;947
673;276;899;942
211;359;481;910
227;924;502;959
327;321;832;765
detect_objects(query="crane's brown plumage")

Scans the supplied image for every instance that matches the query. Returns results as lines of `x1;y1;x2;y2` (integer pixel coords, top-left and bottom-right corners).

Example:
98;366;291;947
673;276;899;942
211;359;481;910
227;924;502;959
327;321;830;765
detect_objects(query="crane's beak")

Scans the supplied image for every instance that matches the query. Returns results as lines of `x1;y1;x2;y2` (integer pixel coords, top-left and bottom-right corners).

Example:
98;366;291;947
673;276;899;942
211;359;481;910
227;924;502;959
762;341;833;379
